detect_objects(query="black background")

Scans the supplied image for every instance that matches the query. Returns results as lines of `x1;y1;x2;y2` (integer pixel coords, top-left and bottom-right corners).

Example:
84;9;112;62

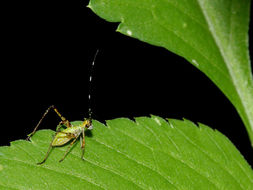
1;1;253;166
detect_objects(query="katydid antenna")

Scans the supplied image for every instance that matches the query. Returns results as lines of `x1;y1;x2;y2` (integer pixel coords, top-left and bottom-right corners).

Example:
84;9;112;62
88;49;99;120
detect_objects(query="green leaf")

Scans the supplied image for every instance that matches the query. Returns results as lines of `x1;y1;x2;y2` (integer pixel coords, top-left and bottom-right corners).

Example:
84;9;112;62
87;0;253;146
0;117;253;189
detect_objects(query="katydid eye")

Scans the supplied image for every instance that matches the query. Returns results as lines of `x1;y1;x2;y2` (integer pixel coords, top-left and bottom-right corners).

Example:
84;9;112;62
87;125;93;130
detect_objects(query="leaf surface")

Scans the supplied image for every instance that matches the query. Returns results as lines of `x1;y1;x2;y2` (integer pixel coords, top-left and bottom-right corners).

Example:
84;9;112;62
88;0;253;145
0;117;253;189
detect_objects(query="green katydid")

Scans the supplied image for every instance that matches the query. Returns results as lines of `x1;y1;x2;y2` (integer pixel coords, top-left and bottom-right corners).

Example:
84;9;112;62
26;50;99;164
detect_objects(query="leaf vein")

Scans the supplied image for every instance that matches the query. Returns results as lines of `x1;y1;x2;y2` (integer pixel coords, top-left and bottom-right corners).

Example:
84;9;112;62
174;126;244;189
114;126;221;189
204;128;253;184
91;137;179;190
113;126;224;189
195;0;253;143
0;155;105;190
14;144;36;162
0;184;19;190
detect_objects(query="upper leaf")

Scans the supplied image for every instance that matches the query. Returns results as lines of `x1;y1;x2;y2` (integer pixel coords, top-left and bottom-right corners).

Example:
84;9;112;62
0;116;253;189
88;0;253;146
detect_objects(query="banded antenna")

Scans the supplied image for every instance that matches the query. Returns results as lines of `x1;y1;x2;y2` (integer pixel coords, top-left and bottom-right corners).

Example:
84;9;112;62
88;49;99;120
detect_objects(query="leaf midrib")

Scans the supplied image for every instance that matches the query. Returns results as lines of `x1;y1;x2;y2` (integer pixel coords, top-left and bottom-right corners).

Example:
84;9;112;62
195;0;252;134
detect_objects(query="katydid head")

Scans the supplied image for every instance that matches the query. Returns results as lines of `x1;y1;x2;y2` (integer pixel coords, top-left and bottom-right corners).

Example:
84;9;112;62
83;118;93;130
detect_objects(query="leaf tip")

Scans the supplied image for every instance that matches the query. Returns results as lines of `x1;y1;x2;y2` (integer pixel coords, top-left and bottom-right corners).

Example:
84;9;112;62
115;27;122;34
86;3;92;10
150;115;162;126
191;59;199;67
116;25;134;37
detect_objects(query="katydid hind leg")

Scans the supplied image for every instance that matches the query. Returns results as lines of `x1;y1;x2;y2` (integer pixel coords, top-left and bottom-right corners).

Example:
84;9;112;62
26;105;54;140
27;105;70;140
37;136;55;165
81;129;86;160
59;136;79;162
